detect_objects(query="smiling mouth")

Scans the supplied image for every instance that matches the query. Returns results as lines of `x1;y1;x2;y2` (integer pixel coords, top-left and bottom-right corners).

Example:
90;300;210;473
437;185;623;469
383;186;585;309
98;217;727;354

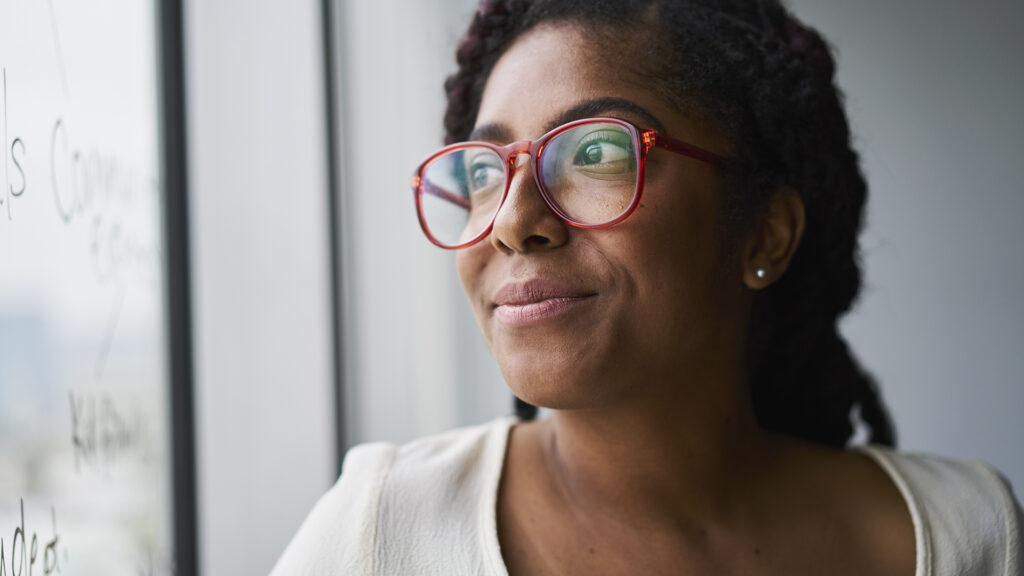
491;278;598;327
493;295;598;327
492;294;597;327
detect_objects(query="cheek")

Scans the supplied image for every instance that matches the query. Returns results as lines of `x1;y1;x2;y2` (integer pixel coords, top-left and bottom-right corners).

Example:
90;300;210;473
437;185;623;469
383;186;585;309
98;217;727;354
612;182;729;329
625;195;716;281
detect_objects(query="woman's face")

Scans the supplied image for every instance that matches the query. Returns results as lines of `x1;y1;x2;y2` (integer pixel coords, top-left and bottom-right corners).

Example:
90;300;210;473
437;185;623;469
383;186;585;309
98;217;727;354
456;23;746;409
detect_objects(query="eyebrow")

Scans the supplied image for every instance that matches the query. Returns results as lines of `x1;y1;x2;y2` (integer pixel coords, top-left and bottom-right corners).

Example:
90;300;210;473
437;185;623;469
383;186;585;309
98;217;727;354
467;97;667;143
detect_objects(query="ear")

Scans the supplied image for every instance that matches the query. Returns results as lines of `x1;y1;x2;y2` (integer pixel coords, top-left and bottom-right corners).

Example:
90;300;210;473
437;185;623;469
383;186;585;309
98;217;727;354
742;186;806;289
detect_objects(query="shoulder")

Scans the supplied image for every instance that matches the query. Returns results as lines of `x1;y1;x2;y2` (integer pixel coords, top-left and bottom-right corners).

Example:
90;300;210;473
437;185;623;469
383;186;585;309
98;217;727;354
269;416;516;575
856;445;1023;576
269;441;398;575
375;416;515;573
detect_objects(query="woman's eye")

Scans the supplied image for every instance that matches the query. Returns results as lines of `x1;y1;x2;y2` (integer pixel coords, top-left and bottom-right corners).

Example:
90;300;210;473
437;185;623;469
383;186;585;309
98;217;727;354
572;137;632;168
469;164;502;190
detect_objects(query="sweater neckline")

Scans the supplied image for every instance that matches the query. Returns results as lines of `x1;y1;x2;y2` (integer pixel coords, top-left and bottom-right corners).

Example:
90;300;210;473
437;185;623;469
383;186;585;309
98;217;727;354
852;445;929;576
478;419;925;576
480;415;517;576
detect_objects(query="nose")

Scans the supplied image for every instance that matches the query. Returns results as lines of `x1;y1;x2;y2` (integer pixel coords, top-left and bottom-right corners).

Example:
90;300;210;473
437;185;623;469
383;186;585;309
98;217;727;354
489;152;569;254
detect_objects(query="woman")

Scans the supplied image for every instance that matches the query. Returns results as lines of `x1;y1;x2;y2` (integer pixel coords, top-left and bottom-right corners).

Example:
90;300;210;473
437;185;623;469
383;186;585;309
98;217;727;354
272;0;1022;574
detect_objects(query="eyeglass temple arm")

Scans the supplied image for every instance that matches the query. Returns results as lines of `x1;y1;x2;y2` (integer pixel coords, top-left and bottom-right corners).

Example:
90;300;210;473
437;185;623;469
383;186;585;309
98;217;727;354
641;130;729;168
416;177;471;210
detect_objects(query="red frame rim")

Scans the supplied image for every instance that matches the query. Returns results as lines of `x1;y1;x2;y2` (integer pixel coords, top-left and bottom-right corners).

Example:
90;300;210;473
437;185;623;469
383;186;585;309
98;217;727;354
411;116;728;249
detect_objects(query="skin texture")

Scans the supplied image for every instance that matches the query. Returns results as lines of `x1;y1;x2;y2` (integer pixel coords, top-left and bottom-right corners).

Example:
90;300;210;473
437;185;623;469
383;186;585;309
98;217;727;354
455;23;915;576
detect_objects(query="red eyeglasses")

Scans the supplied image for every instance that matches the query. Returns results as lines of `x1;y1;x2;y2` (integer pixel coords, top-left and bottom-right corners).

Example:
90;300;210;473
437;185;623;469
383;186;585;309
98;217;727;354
411;116;728;249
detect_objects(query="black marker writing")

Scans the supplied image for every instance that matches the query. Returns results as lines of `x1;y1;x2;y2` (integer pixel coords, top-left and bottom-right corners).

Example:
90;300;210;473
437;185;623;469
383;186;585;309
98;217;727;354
46;117;161;282
11;498;25;576
43;507;60;574
1;68;25;219
10;138;25;198
50;118;73;223
92;216;124;283
46;0;70;98
0;500;63;575
69;391;91;473
69;390;148;474
28;534;37;575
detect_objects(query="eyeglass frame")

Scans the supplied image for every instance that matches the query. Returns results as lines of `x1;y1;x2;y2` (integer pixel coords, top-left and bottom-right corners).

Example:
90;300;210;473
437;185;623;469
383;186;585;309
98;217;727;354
411;116;730;250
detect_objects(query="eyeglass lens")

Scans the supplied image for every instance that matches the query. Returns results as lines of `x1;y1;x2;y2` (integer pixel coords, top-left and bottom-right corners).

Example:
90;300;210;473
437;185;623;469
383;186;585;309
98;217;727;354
418;121;638;248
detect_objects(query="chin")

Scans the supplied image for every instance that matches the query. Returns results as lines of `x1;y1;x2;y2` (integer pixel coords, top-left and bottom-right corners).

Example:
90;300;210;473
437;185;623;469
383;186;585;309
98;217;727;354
495;346;619;411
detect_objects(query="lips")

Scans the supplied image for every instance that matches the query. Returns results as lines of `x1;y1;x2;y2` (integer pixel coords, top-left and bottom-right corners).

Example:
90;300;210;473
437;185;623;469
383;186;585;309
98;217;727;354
492;279;596;327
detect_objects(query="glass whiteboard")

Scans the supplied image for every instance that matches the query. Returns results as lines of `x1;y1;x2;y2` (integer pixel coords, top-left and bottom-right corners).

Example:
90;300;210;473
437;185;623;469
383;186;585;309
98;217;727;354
0;1;177;574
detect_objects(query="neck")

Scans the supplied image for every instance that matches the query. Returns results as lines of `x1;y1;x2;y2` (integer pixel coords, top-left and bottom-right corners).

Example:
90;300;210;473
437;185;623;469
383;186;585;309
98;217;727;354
538;364;780;533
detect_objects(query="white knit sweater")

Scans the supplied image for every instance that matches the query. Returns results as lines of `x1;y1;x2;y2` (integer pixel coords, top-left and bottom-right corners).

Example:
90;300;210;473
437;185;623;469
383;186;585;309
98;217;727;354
270;417;1022;575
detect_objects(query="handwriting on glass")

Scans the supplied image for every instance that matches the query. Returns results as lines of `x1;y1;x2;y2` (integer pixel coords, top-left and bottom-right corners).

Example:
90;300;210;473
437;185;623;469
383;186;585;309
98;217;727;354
0;499;62;576
68;390;148;474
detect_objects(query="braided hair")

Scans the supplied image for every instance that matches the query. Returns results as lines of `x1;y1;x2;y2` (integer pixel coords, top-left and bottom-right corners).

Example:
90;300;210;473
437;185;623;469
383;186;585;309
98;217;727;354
445;0;895;448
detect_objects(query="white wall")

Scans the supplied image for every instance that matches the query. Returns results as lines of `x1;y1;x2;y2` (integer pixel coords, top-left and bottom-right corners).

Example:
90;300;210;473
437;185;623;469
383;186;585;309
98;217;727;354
184;1;336;574
789;0;1024;492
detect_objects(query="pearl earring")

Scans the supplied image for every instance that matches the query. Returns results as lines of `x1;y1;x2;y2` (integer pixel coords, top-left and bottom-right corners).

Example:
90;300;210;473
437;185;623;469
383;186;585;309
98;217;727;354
756;268;767;279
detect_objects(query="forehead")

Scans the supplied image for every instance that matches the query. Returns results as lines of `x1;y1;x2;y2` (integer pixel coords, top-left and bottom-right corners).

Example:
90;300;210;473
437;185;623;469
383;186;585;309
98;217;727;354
475;23;656;139
473;22;734;157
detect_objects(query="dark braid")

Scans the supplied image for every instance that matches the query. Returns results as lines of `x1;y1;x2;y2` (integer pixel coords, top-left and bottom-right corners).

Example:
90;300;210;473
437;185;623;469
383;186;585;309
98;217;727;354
447;0;896;448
